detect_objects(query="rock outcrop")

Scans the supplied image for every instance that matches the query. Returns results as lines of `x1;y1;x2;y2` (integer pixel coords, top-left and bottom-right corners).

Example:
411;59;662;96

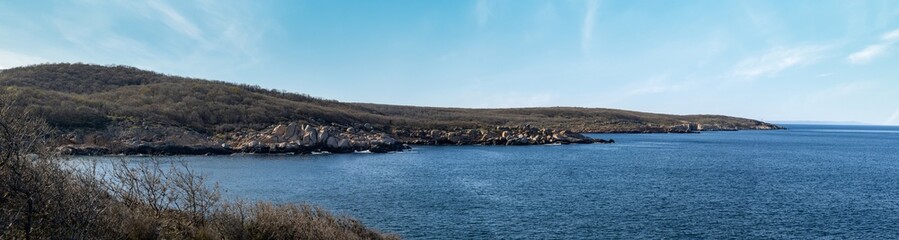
391;126;611;145
226;123;408;154
55;121;614;156
581;121;783;133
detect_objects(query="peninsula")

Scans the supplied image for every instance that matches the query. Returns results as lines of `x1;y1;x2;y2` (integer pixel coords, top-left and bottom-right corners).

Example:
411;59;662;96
0;63;782;155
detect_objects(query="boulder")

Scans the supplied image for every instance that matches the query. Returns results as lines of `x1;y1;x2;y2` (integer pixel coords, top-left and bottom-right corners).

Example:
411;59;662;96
381;135;397;145
302;132;318;146
325;136;339;149
429;130;442;138
318;129;331;144
369;143;394;153
448;132;463;144
338;139;351;149
272;124;287;137
285;123;299;139
353;140;370;149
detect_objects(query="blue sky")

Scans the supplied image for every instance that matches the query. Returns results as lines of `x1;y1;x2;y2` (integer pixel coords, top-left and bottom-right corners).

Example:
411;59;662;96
1;0;898;124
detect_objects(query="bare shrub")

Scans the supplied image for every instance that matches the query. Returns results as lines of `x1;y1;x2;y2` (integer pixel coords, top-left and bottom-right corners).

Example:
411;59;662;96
0;96;398;239
210;201;400;240
0;96;113;239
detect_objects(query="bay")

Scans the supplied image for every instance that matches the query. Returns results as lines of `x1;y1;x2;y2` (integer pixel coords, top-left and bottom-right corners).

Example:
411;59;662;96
94;124;899;239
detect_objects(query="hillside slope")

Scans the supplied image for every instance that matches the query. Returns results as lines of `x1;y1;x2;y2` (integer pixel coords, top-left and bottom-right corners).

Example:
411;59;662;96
0;63;781;154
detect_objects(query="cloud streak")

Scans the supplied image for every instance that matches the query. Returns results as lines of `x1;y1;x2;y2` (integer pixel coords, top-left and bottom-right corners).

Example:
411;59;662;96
848;28;899;64
147;0;202;41
732;46;827;79
581;0;598;53
882;29;899;41
848;44;888;64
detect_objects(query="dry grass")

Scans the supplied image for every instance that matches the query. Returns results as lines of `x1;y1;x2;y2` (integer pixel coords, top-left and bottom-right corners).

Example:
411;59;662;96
0;97;398;239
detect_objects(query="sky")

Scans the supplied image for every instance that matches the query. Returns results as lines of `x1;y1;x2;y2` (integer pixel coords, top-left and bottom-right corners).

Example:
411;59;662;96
1;0;898;125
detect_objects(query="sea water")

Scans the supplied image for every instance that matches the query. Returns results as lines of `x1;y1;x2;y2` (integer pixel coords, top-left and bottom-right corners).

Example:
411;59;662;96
103;124;899;239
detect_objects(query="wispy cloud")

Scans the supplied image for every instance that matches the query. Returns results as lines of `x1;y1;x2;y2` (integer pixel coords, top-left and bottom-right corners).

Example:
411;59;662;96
882;29;899;41
732;46;828;79
475;0;490;28
848;28;899;64
146;0;202;41
848;44;889;64
194;0;268;61
581;0;599;53
817;73;834;78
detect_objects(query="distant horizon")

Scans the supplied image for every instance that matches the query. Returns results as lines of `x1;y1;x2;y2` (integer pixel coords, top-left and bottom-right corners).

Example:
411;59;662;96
1;1;897;125
769;120;893;126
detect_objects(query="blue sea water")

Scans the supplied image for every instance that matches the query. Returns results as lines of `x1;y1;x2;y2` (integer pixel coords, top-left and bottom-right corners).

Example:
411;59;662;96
122;124;899;239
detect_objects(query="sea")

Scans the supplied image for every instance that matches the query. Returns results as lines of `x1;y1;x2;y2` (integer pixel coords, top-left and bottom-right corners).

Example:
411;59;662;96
99;124;899;239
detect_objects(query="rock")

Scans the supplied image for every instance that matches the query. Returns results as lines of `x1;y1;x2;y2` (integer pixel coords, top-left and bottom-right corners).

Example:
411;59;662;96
669;124;692;133
318;129;331;144
302;132;318;146
479;130;497;142
325;136;339;149
338;139;351;149
272;124;287;137
369;144;390;153
260;135;278;144
353;140;370;149
381;135;397;145
448;132;463;144
285;123;299;139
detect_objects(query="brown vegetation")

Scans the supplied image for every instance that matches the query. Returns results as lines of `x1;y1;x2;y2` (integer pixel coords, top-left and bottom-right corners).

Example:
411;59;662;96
0;99;398;239
0;63;780;135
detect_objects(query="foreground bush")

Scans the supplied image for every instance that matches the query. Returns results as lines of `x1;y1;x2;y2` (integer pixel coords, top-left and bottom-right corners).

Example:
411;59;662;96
0;100;398;239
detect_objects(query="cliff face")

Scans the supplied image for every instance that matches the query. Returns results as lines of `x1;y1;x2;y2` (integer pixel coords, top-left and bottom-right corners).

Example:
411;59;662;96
2;63;783;155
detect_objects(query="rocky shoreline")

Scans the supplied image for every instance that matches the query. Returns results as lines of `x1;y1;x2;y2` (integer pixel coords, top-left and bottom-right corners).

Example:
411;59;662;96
54;119;789;156
56;122;614;156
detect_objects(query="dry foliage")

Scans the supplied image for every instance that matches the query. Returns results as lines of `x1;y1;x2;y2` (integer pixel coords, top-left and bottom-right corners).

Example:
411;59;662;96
0;96;398;239
0;63;773;133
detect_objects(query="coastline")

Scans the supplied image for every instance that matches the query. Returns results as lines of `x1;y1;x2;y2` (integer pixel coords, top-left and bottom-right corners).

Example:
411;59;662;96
55;122;785;156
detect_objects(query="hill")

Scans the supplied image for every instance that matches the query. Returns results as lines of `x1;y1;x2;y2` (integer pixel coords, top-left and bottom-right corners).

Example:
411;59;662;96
0;63;781;155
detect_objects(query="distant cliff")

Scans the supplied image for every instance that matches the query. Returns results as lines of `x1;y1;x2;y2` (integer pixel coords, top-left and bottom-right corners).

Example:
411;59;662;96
0;63;782;155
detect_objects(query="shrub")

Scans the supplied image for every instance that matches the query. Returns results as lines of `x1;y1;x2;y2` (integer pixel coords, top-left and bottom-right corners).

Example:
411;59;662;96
0;97;398;239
